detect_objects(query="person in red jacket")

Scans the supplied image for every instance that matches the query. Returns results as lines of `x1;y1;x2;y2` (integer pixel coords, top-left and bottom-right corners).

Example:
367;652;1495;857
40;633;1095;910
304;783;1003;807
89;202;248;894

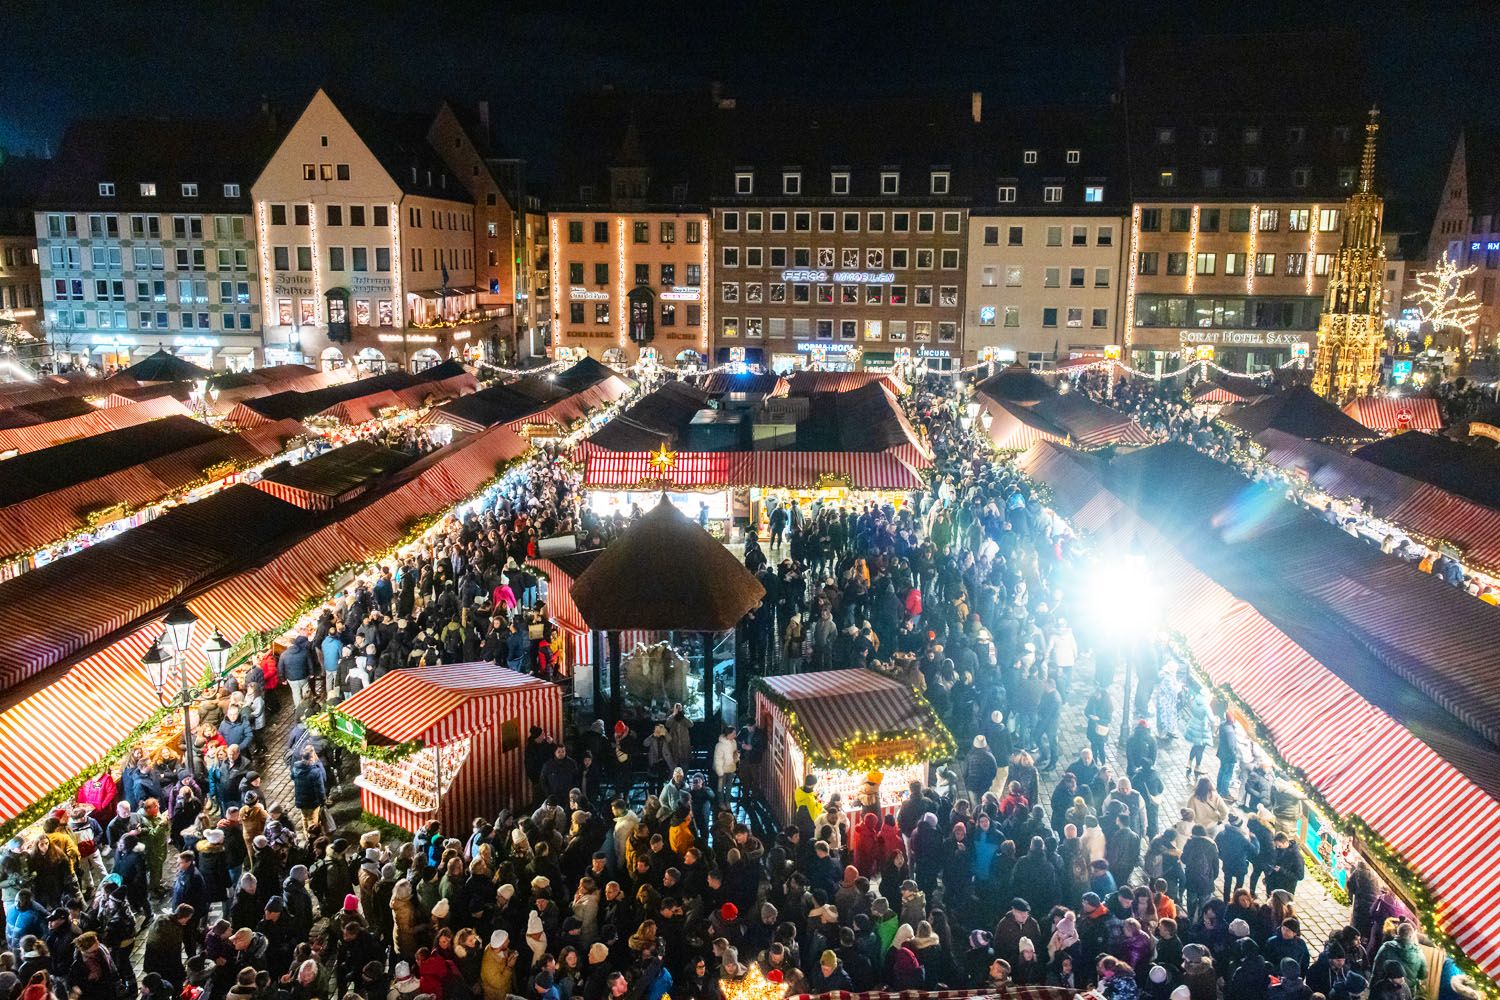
851;812;885;876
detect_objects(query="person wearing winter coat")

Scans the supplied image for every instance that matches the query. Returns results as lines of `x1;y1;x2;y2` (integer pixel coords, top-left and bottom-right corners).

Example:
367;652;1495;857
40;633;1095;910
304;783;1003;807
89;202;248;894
1268;957;1313;1000
1370;923;1427;996
885;924;925;989
850;812;885;877
391;879;423;959
994;899;1043;968
1215;814;1257;899
218;706;254;755
1010;837;1059;915
480;930;518;1000
291;751;328;831
279;635;313;706
711;728;739;805
964;737;999;800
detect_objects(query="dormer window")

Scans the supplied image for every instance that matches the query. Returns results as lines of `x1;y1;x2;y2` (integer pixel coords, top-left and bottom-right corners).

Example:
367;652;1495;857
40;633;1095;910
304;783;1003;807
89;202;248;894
782;171;801;195
1066;150;1081;164
181;183;198;197
830;171;850;195
880;171;899;195
930;170;950;195
1023;150;1038;164
223;183;240;198
996;185;1016;203
139;183;157;197
98;183;115;197
734;171;754;195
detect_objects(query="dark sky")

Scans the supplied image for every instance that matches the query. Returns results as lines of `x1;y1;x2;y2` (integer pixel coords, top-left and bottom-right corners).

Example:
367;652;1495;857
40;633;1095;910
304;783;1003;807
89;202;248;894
2;0;1493;227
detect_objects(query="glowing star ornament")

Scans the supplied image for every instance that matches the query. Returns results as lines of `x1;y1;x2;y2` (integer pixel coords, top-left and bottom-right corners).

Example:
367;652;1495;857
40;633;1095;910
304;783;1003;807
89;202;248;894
648;442;676;474
721;965;787;1000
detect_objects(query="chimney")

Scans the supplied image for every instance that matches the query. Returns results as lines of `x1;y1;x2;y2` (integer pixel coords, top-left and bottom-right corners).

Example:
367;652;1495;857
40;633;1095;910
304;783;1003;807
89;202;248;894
476;100;491;141
971;91;983;124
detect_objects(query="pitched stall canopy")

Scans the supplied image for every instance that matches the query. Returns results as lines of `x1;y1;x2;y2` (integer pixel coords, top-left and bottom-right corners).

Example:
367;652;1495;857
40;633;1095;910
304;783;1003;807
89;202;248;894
582;450;923;492
1221;385;1381;441
0;374;140;411
209;366;355;414
1352;432;1500;510
119;349;213;383
784;369;907;396
0;395;194;456
580;381;709;454
0;415;305;562
570;498;764;632
253;441;415;510
1018;439;1500;977
693;371;791;398
1342;396;1444;432
1191;377;1276;405
1257;428;1500;573
335;662;564;831
974;364;1053;403
975;369;1153;449
227;363;476;428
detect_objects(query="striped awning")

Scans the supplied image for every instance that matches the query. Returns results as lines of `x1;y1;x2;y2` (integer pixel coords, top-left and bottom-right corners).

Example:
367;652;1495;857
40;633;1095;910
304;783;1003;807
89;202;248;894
1343;396;1444;432
336;661;555;744
531;557;591;633
583;450;922;492
1018;438;1500;977
755;669;949;765
0;396;194;456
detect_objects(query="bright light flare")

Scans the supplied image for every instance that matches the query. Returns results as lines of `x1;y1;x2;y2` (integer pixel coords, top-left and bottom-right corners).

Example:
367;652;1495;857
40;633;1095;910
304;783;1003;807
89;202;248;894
1084;553;1160;637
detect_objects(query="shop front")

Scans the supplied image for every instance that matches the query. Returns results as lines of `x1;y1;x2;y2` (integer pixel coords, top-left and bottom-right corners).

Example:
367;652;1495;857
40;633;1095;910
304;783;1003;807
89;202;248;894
1135;330;1312;375
792;340;860;371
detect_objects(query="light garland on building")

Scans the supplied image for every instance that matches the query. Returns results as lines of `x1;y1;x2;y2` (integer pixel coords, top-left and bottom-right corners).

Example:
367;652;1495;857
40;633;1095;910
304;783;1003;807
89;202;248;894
308;200;323;324
548;217;561;339
1185;205;1201;295
255;200;274;328
1124;205;1141;357
1246;203;1259;295
700;219;711;354
390;202;406;331
1306;205;1320;296
615;216;628;349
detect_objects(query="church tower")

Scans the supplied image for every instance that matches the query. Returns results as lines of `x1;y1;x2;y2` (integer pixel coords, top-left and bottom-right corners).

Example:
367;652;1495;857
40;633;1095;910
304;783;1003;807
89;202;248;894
1311;109;1387;401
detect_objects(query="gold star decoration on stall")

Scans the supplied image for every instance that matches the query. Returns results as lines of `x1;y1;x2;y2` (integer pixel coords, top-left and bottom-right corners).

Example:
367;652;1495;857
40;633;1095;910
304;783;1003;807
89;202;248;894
720;965;787;1000
648;441;677;474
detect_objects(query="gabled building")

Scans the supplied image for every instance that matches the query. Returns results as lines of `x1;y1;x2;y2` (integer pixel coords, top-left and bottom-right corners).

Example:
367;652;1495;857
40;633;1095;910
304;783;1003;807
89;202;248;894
1121;35;1373;374
1426;128;1500;347
251;89;484;372
0;155;46;354
710;94;978;374
546;90;716;367
966;107;1129;370
35;116;276;370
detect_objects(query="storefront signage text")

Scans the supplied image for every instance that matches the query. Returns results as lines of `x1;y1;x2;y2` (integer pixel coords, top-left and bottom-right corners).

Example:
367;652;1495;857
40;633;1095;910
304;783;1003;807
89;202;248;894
1178;329;1305;347
172;336;221;348
832;271;895;284
569;287;609;301
781;269;828;282
918;348;952;358
90;333;139;347
660;287;701;301
349;276;393;294
377;333;439;344
794;341;856;354
272;274;314;296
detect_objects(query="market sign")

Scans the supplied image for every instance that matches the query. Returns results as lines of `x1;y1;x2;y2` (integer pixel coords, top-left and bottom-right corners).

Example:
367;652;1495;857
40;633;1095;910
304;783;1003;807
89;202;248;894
832;271;895;284
332;713;366;742
794;341;857;353
660;287;700;301
1178;329;1306;347
844;736;924;764
569;287;610;301
780;269;829;282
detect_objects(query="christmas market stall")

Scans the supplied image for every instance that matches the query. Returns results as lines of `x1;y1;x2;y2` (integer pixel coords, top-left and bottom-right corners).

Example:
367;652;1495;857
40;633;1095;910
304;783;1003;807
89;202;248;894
1221;384;1381;443
569;498;764;726
329;662;563;832
974;366;1154;450
0;394;193;457
528;549;603;706
252;440;415;511
750;668;954;826
1342;395;1444;433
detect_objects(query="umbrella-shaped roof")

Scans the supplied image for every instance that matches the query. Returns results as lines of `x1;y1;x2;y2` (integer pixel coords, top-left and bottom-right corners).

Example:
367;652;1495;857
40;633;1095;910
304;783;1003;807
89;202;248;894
120;348;212;383
570;497;764;631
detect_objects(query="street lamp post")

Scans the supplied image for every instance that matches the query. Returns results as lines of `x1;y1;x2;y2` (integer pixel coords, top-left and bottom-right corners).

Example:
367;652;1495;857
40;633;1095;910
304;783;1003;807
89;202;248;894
163;606;200;778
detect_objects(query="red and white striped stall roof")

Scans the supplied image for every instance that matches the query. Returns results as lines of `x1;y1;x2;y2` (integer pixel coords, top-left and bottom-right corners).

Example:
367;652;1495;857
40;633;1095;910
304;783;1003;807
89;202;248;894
1343;396;1444;432
336;661;556;744
755;669;948;764
583;450;922;492
0;395;193;456
1019;439;1500;977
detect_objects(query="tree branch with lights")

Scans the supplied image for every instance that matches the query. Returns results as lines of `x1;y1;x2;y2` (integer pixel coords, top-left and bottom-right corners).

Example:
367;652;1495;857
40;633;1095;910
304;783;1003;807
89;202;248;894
1412;250;1482;356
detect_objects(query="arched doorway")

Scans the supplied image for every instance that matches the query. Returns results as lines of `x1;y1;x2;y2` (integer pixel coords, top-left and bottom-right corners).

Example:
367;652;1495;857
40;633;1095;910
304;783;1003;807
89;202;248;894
411;347;443;372
627;285;656;345
354;347;386;373
602;347;627;366
320;346;347;372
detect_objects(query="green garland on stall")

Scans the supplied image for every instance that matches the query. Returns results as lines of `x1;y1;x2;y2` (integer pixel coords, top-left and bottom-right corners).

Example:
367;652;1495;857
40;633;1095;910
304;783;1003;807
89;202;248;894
749;674;956;771
304;711;423;764
1167;632;1500;999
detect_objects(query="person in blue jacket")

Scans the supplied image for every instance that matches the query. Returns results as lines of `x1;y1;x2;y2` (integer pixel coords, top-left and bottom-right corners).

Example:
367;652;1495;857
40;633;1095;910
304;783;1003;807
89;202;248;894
279;634;313;706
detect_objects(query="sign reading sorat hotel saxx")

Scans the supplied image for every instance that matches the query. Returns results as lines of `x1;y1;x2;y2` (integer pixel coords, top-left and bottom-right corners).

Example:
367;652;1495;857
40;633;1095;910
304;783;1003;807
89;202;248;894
1177;329;1306;347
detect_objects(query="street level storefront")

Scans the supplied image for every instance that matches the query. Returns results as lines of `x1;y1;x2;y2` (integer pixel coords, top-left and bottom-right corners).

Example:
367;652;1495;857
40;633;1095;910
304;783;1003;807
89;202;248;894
1134;328;1313;377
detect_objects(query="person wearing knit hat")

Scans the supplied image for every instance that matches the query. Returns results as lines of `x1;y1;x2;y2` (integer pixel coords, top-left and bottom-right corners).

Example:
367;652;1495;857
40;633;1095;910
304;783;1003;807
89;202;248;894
719;902;738;922
1170;988;1191;1000
481;931;517;1000
431;898;450;920
525;911;547;963
497;884;516;902
390;962;420;1000
1230;918;1251;939
343;893;361;912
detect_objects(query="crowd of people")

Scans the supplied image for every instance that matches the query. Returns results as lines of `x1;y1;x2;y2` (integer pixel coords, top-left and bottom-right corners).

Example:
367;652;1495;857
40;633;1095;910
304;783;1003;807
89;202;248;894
0;375;1440;1000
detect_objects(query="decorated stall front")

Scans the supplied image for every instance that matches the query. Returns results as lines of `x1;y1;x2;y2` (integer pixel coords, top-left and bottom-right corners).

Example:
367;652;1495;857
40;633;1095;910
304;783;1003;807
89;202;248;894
329;662;563;832
751;669;954;826
569;498;764;726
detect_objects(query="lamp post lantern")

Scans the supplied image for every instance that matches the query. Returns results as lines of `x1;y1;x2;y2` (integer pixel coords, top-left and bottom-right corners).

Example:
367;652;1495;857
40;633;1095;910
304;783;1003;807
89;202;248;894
158;607;203;779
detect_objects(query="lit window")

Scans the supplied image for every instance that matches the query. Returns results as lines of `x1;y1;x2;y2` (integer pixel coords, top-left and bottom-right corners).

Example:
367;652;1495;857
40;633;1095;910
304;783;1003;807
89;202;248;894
181;183;198;197
1158;170;1175;188
139;183;157;197
98;183;115;197
1084;185;1104;203
979;305;996;326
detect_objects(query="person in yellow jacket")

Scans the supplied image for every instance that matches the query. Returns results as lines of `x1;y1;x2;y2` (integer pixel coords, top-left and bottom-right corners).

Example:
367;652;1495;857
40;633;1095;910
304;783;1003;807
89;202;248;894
794;774;822;827
668;808;695;856
479;930;517;1000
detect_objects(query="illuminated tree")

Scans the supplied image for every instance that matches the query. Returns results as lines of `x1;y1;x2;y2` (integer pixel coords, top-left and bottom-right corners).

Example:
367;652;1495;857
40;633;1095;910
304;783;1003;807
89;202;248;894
1412;250;1482;352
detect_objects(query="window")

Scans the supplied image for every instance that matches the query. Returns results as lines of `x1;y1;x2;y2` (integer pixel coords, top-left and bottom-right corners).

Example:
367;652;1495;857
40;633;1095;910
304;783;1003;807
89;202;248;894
1043;186;1062;203
1243;126;1261;145
633;221;649;243
1257;208;1280;232
294;204;310;226
819;211;836;232
1158;170;1175;188
792;248;810;267
981;266;997;288
793;211;811;232
940;211;959;234
273;246;290;271
172;216;204;240
1339;167;1357;189
593;220;609;241
722;282;739;303
842;211;859;232
1288;209;1310;232
1023;150;1038;164
1066;307;1083;328
930;170;950;194
867;212;885;232
817;247;835;268
746;212;762;232
139;182;157;197
88;214;119;238
1202;167;1222;189
735;171;753;194
1006;265;1023;287
768;249;785;269
1195;253;1216;275
1139;209;1161;232
983;225;999;246
685;264;701;286
746;247;763;268
1044;267;1060;288
842;248;859;269
351;247;368;272
1046;225;1062;247
1225;253;1245;276
567;221;583;243
1084;185;1104;203
1254;253;1276;275
212;216;244;239
997;185;1016;203
1071;225;1088;247
1169;208;1191;232
328;247;345;271
1285;253;1307;276
1314;253;1333;276
1319;208;1342;232
939;285;957;307
296;246;313;271
839;319;857;341
880;171;899;195
782;171;801;195
1245;167;1266;188
941;248;959;269
1228;209;1251;232
375;247;390;271
769;211;787;232
1094;267;1111;288
568;302;585;324
686;221;702;243
1137;252;1159;275
1292;168;1310;188
1092;308;1108;328
655;220;675;244
889;285;906;305
593;262;609;284
831;172;849;195
336;164;350;181
893;212;909;232
635;263;649;285
1008;225;1023;246
1043;307;1058;327
816;319;834;339
890;248;908;268
1069;267;1085;288
1166;253;1188;276
594;302;610;325
1156;127;1175;144
817;282;833;303
915;249;934;269
1097;225;1114;247
840;284;858;305
1066;149;1081;164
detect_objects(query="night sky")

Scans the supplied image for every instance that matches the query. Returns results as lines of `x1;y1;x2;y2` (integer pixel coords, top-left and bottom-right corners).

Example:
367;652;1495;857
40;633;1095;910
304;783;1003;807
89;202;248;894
2;0;1492;227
